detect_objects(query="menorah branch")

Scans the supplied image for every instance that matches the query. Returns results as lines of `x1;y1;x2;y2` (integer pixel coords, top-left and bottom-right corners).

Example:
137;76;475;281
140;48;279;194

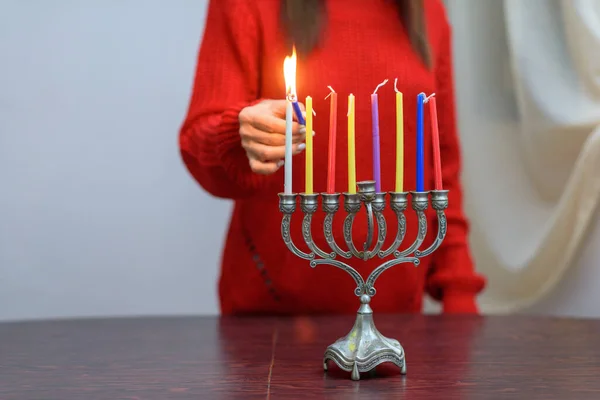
310;259;365;297
300;194;336;259
322;193;352;259
415;190;449;257
394;192;429;258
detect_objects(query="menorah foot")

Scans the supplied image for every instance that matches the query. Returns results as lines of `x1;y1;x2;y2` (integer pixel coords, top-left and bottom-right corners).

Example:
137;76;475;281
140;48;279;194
322;295;406;380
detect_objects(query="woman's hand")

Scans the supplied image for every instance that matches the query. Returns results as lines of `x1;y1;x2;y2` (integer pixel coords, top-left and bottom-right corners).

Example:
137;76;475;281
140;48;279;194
239;99;308;175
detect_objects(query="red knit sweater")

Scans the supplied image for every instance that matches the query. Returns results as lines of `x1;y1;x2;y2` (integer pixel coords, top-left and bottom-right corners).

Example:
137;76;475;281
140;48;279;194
179;0;486;315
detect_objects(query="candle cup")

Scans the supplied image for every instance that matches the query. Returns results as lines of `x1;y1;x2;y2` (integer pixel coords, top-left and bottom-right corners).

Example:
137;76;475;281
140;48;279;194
389;192;409;213
356;180;377;203
343;193;362;214
299;193;320;214
278;193;298;214
409;191;430;212
430;190;449;211
321;193;341;214
372;193;387;213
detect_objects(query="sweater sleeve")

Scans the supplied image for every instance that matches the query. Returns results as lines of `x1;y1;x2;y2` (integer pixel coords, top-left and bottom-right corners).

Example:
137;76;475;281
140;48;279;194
178;0;271;199
425;13;487;313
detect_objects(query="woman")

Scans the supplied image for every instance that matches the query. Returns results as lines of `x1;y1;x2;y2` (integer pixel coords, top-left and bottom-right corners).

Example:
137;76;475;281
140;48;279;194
179;0;486;315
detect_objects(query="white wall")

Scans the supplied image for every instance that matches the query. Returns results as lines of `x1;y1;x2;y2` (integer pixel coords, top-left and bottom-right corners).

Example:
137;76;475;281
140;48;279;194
0;0;230;321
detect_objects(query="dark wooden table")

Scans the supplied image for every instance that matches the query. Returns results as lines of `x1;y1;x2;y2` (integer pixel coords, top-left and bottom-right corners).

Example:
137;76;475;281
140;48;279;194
1;315;599;399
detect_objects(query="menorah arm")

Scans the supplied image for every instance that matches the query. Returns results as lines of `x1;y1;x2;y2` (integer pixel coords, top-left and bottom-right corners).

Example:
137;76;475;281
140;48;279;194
365;208;386;259
395;210;427;257
322;193;352;259
343;213;364;259
343;194;364;259
378;193;408;258
363;202;374;254
300;194;336;259
415;190;449;258
415;209;447;257
310;259;365;297
281;213;314;260
379;211;406;258
324;213;352;259
395;192;429;258
364;257;420;296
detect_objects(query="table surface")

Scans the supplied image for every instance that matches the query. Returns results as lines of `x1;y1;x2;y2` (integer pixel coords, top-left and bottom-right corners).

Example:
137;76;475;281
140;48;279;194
1;314;599;400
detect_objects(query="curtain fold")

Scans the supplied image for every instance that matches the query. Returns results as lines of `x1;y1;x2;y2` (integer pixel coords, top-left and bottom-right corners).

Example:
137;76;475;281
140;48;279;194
446;0;600;313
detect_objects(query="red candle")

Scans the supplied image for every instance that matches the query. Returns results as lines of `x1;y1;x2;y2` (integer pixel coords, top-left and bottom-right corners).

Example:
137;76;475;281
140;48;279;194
326;87;338;193
429;95;443;190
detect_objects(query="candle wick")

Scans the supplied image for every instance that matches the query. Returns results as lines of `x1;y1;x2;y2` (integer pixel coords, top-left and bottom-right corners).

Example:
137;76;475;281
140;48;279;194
424;93;436;103
287;93;297;102
394;78;400;93
312;109;316;116
347;94;354;117
324;86;336;100
373;79;389;95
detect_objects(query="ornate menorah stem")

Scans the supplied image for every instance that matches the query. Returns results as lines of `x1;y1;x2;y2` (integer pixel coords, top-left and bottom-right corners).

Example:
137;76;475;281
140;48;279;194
279;180;449;380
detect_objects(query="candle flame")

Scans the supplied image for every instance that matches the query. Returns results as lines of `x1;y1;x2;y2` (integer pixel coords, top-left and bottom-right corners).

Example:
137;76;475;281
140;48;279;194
284;46;297;98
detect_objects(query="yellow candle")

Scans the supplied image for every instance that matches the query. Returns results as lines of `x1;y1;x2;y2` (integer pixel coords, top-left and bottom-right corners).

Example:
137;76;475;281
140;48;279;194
305;96;313;194
348;94;356;194
395;91;404;193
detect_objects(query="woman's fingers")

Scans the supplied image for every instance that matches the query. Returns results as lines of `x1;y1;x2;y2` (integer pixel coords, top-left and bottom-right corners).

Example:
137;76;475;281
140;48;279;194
239;99;312;176
250;112;305;136
248;157;283;175
240;124;307;146
243;141;305;163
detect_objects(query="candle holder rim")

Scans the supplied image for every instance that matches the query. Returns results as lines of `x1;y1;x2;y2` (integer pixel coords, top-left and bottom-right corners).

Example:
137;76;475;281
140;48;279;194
321;192;342;196
389;191;410;196
409;190;431;195
299;192;320;197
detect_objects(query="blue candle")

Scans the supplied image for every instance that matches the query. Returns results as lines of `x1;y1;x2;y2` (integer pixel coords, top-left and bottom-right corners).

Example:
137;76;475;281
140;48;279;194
416;93;425;192
292;100;306;126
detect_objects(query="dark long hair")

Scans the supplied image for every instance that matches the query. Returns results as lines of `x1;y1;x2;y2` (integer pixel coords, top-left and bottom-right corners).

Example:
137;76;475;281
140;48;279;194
281;0;432;68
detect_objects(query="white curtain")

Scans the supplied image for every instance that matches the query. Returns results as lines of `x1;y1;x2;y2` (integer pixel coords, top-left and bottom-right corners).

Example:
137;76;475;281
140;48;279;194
446;0;600;314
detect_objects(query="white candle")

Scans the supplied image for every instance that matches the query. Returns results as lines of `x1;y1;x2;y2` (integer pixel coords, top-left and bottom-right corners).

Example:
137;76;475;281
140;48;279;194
284;98;293;194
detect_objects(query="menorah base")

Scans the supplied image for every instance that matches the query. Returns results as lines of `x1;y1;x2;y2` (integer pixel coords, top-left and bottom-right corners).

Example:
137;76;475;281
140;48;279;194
323;295;406;381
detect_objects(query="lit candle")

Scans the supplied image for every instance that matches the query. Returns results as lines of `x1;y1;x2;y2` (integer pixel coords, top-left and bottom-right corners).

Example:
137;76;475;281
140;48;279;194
416;93;425;192
326;86;337;193
428;94;443;190
371;79;388;193
305;96;313;194
283;47;297;194
285;99;293;194
348;94;356;194
394;79;404;193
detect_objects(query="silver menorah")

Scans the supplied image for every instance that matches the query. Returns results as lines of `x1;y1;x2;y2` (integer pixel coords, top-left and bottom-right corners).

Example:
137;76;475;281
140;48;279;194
278;180;448;380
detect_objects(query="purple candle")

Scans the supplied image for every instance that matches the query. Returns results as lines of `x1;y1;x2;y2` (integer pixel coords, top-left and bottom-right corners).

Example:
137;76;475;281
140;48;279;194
371;79;388;193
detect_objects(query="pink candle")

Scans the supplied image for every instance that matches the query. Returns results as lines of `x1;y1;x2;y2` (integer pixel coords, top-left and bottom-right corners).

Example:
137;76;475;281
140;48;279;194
428;95;443;190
